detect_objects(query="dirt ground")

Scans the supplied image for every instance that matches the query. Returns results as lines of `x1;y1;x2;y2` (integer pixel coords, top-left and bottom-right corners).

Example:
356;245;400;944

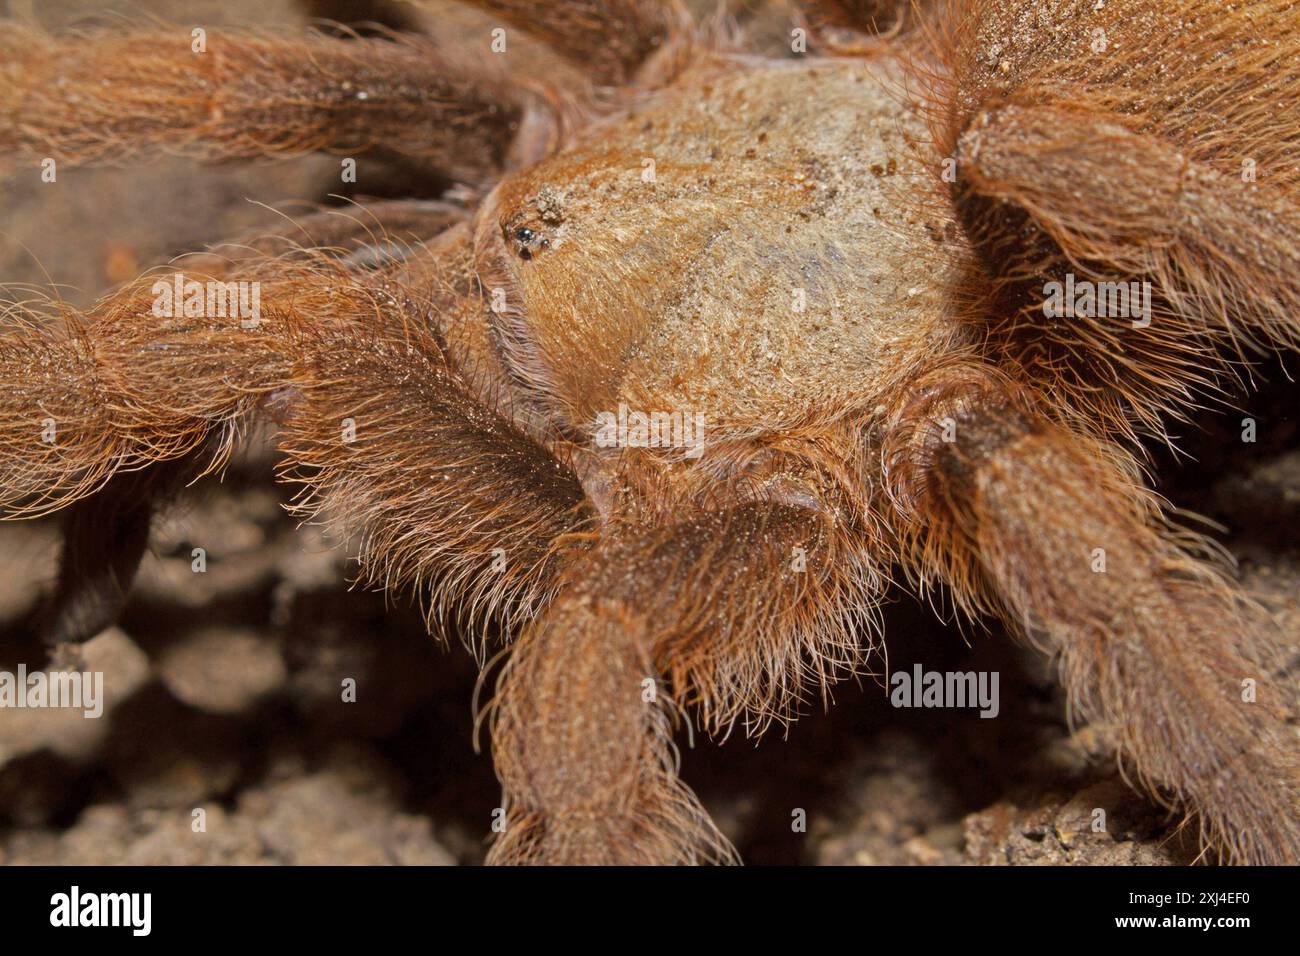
0;0;1297;865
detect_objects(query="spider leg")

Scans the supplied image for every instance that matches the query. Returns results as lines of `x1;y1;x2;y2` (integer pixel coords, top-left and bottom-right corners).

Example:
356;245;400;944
0;25;553;180
2;201;463;516
277;316;597;642
439;1;694;87
933;0;1300;434
487;499;875;864
952;100;1300;422
21;203;595;646
2;201;472;644
884;363;1300;865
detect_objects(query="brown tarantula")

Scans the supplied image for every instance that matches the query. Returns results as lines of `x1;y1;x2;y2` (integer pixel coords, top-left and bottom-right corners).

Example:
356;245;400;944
1;0;1298;865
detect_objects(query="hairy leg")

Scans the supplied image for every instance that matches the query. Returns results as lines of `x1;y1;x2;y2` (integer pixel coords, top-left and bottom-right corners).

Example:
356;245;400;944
0;201;463;519
0;25;551;179
190;199;469;269
885;364;1300;864
953;99;1300;340
278;316;597;642
1;202;568;645
927;0;1300;435
446;0;693;86
487;498;877;864
41;460;191;646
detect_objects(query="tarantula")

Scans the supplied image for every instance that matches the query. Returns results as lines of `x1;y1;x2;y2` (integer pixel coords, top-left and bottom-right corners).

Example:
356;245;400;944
1;0;1298;865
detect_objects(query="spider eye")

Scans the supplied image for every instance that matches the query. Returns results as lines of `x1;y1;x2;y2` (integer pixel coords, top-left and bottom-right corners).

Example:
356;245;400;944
507;224;550;261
